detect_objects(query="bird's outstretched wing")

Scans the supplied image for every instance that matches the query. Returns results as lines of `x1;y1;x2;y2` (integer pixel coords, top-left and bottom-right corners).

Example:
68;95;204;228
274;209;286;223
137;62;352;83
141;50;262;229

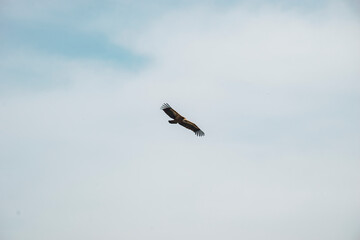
161;103;182;119
179;119;205;137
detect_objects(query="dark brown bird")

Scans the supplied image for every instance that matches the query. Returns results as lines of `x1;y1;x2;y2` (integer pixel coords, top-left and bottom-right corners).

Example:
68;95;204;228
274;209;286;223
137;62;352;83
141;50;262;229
161;103;205;137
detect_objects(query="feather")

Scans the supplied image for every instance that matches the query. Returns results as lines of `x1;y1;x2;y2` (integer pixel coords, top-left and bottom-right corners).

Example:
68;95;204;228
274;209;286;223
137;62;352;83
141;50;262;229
179;119;205;137
160;103;181;120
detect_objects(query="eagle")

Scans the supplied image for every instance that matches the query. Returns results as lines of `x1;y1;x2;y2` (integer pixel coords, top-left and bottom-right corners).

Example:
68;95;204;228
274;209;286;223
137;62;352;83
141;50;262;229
161;103;205;137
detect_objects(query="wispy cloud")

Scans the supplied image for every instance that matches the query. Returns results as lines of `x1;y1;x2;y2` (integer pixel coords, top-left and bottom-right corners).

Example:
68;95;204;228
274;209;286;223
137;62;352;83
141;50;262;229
0;1;359;240
2;22;147;65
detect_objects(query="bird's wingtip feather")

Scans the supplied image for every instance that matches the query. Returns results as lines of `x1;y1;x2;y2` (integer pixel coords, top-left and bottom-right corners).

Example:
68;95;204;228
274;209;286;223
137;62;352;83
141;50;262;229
195;130;205;137
160;103;171;110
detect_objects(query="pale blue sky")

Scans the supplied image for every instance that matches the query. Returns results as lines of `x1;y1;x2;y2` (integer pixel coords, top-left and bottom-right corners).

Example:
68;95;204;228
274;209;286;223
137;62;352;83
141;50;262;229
1;1;360;240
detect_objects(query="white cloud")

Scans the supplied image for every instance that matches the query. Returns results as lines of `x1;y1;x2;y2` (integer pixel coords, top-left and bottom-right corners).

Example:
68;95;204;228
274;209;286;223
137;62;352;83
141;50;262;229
1;1;360;240
122;3;359;85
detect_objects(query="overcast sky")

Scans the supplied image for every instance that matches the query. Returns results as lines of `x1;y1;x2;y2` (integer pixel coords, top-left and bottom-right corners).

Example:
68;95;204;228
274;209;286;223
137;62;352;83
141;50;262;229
1;0;360;239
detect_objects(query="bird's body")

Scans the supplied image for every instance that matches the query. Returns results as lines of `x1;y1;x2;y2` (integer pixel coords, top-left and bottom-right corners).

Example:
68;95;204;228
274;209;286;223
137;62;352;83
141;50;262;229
169;114;184;123
161;103;205;137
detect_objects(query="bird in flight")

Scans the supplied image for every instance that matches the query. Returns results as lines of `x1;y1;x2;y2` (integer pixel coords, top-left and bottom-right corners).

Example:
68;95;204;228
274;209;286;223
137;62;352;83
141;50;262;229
161;103;205;137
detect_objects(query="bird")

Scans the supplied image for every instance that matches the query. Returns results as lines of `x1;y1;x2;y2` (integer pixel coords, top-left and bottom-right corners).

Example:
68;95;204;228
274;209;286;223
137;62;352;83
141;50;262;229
161;103;205;137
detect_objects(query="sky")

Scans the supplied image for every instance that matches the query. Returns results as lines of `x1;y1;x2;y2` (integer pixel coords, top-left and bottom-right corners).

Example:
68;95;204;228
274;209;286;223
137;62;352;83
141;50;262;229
0;0;360;239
